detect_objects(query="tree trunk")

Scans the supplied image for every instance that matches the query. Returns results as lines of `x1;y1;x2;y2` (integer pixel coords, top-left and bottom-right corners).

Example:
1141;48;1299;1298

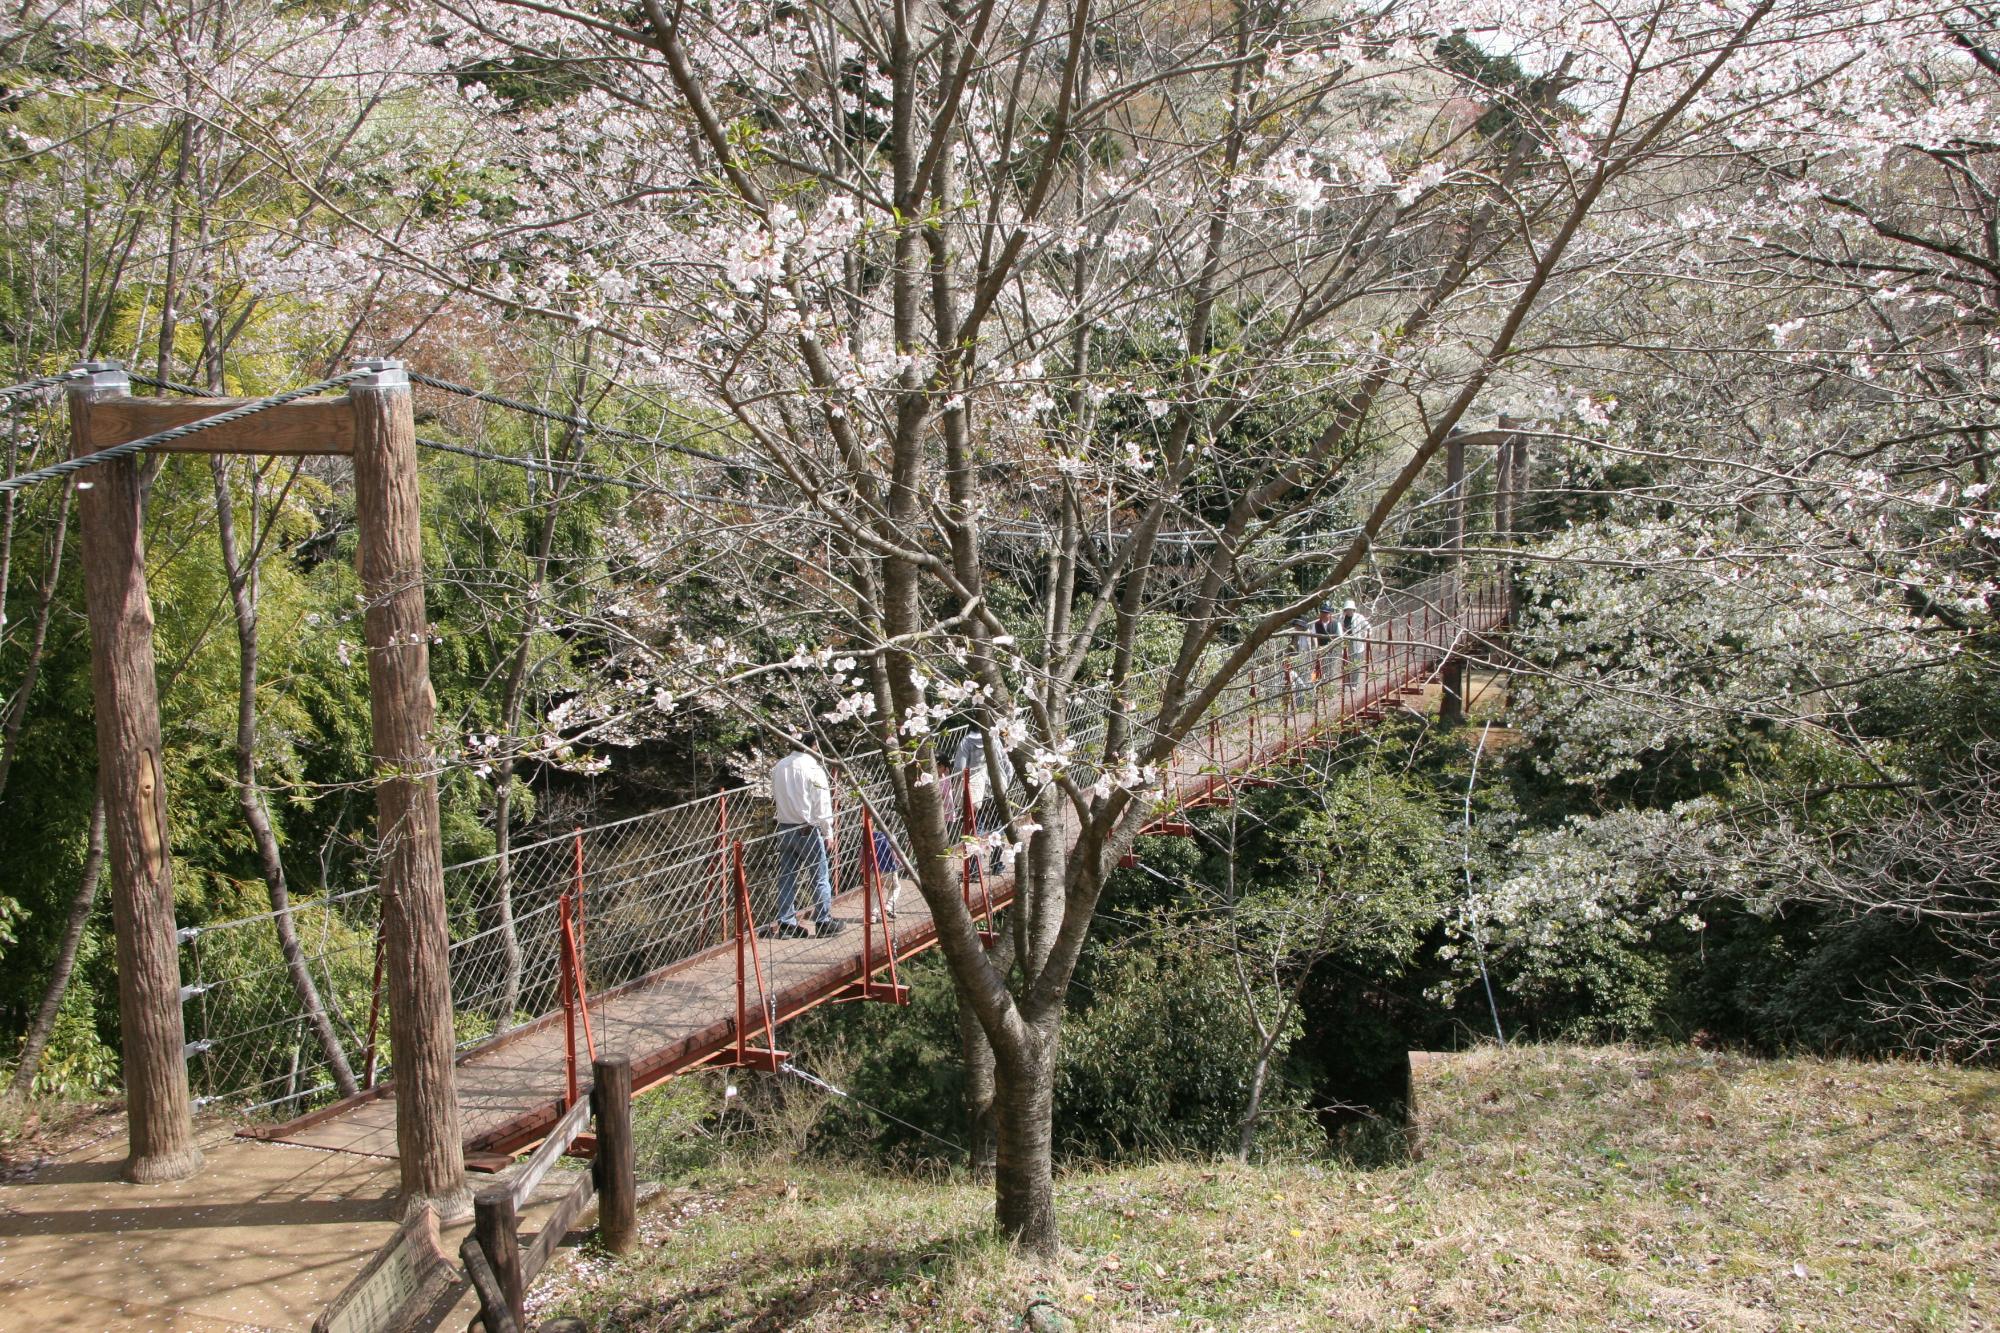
1235;1050;1273;1163
350;361;469;1219
68;365;203;1184
5;798;107;1103
0;480;74;800
992;1036;1058;1255
210;457;359;1099
488;768;524;1029
955;995;997;1181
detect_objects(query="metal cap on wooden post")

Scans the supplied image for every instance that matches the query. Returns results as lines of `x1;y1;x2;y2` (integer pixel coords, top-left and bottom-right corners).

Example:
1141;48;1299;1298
68;360;204;1184
350;355;469;1220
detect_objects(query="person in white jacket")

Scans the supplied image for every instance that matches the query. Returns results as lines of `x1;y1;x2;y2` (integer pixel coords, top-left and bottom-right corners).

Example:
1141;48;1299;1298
1337;598;1373;685
768;750;843;938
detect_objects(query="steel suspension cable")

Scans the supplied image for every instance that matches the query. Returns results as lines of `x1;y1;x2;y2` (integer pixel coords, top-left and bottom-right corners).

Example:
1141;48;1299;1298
413;436;804;517
120;373;789;514
406;370;744;467
0;372;76;403
777;1058;968;1154
0;369;372;496
131;369;784;503
128;371;221;397
116;367;1504;558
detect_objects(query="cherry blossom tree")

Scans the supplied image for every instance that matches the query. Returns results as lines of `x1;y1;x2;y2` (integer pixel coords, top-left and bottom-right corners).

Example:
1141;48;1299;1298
1463;6;2000;1058
352;0;1940;1250
15;0;1993;1252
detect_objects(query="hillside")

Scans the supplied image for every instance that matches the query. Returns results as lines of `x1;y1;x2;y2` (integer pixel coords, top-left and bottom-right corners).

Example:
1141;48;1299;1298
529;1046;1997;1331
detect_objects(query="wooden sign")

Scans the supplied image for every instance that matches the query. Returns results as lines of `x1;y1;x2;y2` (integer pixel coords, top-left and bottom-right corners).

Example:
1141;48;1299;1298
313;1204;455;1333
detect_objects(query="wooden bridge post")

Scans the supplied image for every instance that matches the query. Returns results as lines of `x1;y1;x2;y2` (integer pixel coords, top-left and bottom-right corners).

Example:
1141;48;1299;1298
350;357;469;1218
1439;429;1468;726
67;362;204;1184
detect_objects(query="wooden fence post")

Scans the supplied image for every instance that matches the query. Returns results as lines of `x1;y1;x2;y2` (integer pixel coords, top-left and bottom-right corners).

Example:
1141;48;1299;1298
67;361;203;1184
592;1054;637;1255
474;1189;527;1328
350;357;467;1218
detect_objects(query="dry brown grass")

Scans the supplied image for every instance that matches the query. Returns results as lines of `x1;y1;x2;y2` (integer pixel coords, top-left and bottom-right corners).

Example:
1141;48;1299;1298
531;1044;1999;1331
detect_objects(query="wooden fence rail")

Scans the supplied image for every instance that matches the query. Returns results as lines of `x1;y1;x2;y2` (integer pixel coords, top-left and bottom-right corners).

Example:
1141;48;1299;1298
463;1053;637;1333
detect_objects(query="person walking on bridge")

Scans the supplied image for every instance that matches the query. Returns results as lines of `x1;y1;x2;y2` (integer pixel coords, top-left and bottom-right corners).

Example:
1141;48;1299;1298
1312;604;1338;686
1337;598;1373;686
768;749;844;939
1286;616;1313;709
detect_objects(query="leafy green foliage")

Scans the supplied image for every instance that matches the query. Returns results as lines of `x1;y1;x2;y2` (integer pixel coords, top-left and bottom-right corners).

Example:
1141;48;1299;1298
1058;932;1319;1160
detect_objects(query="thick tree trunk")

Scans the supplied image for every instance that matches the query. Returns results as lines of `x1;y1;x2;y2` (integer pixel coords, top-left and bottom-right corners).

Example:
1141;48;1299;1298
210;458;359;1099
992;1038;1058;1255
350;361;468;1219
68;365;202;1184
955;995;997;1181
5;798;107;1103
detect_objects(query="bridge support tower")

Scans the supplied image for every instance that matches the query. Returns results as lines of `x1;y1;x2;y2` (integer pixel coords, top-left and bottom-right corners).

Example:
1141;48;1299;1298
67;359;466;1212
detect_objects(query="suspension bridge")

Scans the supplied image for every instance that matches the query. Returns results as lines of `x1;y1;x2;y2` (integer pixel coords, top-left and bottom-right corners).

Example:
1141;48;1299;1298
181;569;1508;1165
0;360;1527;1172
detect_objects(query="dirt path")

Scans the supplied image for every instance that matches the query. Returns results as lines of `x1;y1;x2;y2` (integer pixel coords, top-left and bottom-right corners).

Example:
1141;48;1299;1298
0;1116;402;1330
0;1111;593;1330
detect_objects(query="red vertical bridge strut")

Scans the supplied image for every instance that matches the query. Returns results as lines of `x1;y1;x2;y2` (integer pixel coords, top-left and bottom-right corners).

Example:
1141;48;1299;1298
840;807;910;1005
559;825;598;1107
729;840;786;1072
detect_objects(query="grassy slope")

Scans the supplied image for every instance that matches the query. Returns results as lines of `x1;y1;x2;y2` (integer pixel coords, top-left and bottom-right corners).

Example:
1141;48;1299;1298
531;1045;1998;1331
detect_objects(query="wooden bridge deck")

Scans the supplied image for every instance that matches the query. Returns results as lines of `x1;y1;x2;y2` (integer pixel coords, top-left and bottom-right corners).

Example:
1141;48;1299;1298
250;874;974;1161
